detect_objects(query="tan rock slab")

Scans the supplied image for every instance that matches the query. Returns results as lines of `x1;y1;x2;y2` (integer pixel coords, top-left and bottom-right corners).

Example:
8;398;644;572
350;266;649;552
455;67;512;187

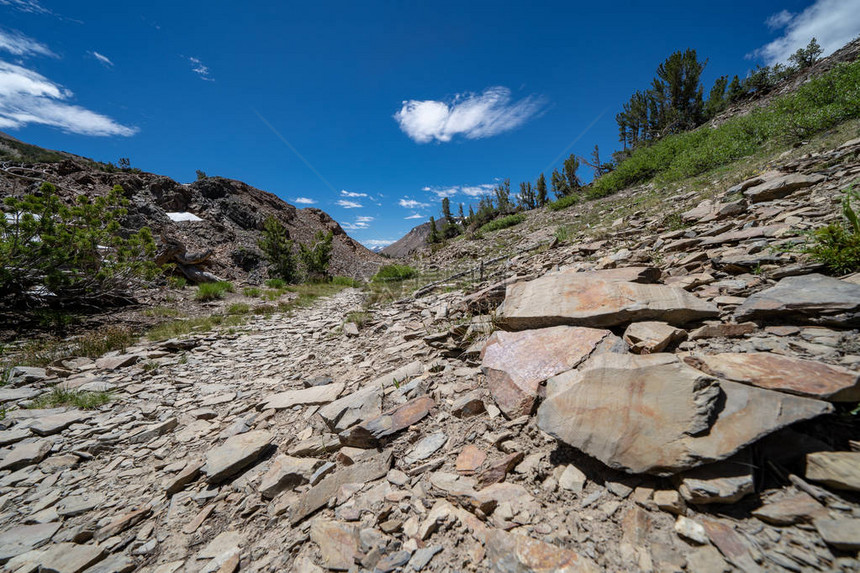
805;451;860;491
500;271;719;330
318;386;382;432
734;274;860;326
752;492;825;525
38;542;106;573
688;322;756;340
743;172;824;202
95;354;138;370
0;439;52;472
165;459;204;495
481;326;610;418
538;353;832;475
203;430;273;484
815;518;860;551
310;520;359;571
485;529;598;572
259;455;322;499
677;455;754;504
455;445;486;475
260;382;345;411
685;352;860;401
338;395;434;448
623;321;686;354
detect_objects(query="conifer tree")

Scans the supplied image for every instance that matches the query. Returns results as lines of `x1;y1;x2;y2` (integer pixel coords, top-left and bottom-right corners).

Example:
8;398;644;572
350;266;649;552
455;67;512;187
428;216;439;244
441;197;452;221
536;173;547;206
551;168;568;199
563;154;581;195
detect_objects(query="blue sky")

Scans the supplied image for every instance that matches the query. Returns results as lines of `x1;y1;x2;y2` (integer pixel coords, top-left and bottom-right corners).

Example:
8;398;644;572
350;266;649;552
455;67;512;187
1;0;858;248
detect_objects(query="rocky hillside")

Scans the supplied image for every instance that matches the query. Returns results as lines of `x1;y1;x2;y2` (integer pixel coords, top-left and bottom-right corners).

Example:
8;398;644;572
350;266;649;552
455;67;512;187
0;130;859;571
381;221;433;259
0;134;384;282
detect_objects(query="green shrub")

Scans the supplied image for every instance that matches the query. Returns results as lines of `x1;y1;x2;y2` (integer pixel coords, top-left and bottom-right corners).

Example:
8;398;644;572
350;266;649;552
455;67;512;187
554;225;571;243
243;287;262;297
196;281;234;301
29;387;111;410
547;195;580;211
265;278;286;289
478;213;525;233
167;276;187;289
258;217;299;283
804;185;860;274
299;231;333;281
0;183;158;308
226;302;251;315
590;59;860;197
372;264;417;282
345;311;370;327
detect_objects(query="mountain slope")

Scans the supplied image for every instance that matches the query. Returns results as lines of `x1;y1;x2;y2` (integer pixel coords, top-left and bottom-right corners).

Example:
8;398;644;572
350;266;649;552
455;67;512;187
381;220;432;258
0;134;383;282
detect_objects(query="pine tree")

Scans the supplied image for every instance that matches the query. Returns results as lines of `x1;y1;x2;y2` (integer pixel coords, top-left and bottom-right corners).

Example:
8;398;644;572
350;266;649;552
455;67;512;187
468;205;475;224
551;168;568;199
519;182;535;210
789;38;823;69
259;217;299;283
428;216;439;244
563;154;581;195
653;49;706;132
704;75;729;119
494;179;512;214
536;173;547;207
727;75;744;102
299;230;333;281
441;197;452;221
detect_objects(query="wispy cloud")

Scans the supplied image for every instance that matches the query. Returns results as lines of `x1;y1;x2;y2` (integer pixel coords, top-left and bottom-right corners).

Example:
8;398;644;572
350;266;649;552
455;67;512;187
405;213;425;220
0;0;51;14
337;199;363;209
89;51;113;67
752;0;860;65
362;238;394;249
394;86;544;143
341;190;367;198
341;215;374;230
423;183;495;199
293;197;316;205
398;198;429;209
0;27;55;57
187;56;213;81
0;61;137;136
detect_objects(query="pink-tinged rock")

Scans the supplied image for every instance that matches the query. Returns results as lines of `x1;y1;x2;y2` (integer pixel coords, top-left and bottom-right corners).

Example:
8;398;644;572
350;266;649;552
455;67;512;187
485;529;598;573
455;445;487;475
684;352;860;402
743;172;824;202
538;353;833;475
701;519;761;571
310;519;359;571
500;271;719;330
338;396;434;447
481;326;610;418
622;321;686;354
688;322;756;339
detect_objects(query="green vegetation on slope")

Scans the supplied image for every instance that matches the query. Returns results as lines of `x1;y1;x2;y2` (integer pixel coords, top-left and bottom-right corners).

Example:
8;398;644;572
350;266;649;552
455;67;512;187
590;59;860;198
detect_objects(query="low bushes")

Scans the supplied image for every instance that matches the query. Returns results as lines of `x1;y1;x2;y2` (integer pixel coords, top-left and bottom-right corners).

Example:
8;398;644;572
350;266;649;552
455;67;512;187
478;213;525;233
195;281;234;301
372;264;417;282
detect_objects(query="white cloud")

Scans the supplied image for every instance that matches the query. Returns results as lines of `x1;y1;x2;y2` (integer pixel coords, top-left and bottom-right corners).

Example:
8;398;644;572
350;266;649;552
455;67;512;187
405;213;425;220
398;198;429;209
187;56;214;81
765;10;794;30
90;51;113;67
0;0;50;14
341;189;367;198
0;61;137;136
423;183;495;199
394;86;544;143
753;0;860;65
0;28;55;57
356;216;374;223
341;216;373;230
337;199;363;209
293;197;316;204
362;238;394;248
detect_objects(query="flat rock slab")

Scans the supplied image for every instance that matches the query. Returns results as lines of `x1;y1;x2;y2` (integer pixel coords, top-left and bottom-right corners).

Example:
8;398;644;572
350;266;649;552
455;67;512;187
623;321;685;354
309;520;359;571
404;431;447;465
816;518;860;551
0;387;40;404
685;352;860;401
339;395;434;448
319;386;382;433
0;439;52;472
95;354;139;370
752;492;825;525
260;382;345;411
744;173;824;202
500;271;719;330
485;529;598;572
481;326;610;419
27;411;88;436
203;430;273;484
538;353;833;475
259;455;322;499
38;542;106;573
0;522;61;564
806;451;860;491
289;451;391;525
677;454;754;504
734;274;860;326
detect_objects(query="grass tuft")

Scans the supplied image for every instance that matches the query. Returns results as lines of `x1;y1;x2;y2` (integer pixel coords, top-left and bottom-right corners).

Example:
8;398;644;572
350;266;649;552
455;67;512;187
29;387;112;410
196;281;234;301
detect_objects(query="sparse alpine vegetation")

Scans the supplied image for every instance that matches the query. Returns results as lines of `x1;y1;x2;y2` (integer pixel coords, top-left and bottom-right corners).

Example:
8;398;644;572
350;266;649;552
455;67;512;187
805;184;860;275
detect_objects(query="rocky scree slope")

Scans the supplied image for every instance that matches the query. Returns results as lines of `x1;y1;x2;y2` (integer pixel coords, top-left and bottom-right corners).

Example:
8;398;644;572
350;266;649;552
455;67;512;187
0;139;383;282
0;137;860;572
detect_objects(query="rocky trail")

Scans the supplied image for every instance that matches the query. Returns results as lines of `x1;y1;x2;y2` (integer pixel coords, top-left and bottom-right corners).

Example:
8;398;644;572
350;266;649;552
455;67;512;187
2;138;860;572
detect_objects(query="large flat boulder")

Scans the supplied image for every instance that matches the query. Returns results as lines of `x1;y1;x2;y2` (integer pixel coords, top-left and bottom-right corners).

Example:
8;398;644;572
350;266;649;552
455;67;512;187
805;451;860;491
500;271;718;330
339;396;434;447
485;529;598;572
259;382;345;411
685;352;860;401
734;274;860;326
318;386;382;433
202;430;273;484
538;353;833;475
480;326;610;418
743;173;824;202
